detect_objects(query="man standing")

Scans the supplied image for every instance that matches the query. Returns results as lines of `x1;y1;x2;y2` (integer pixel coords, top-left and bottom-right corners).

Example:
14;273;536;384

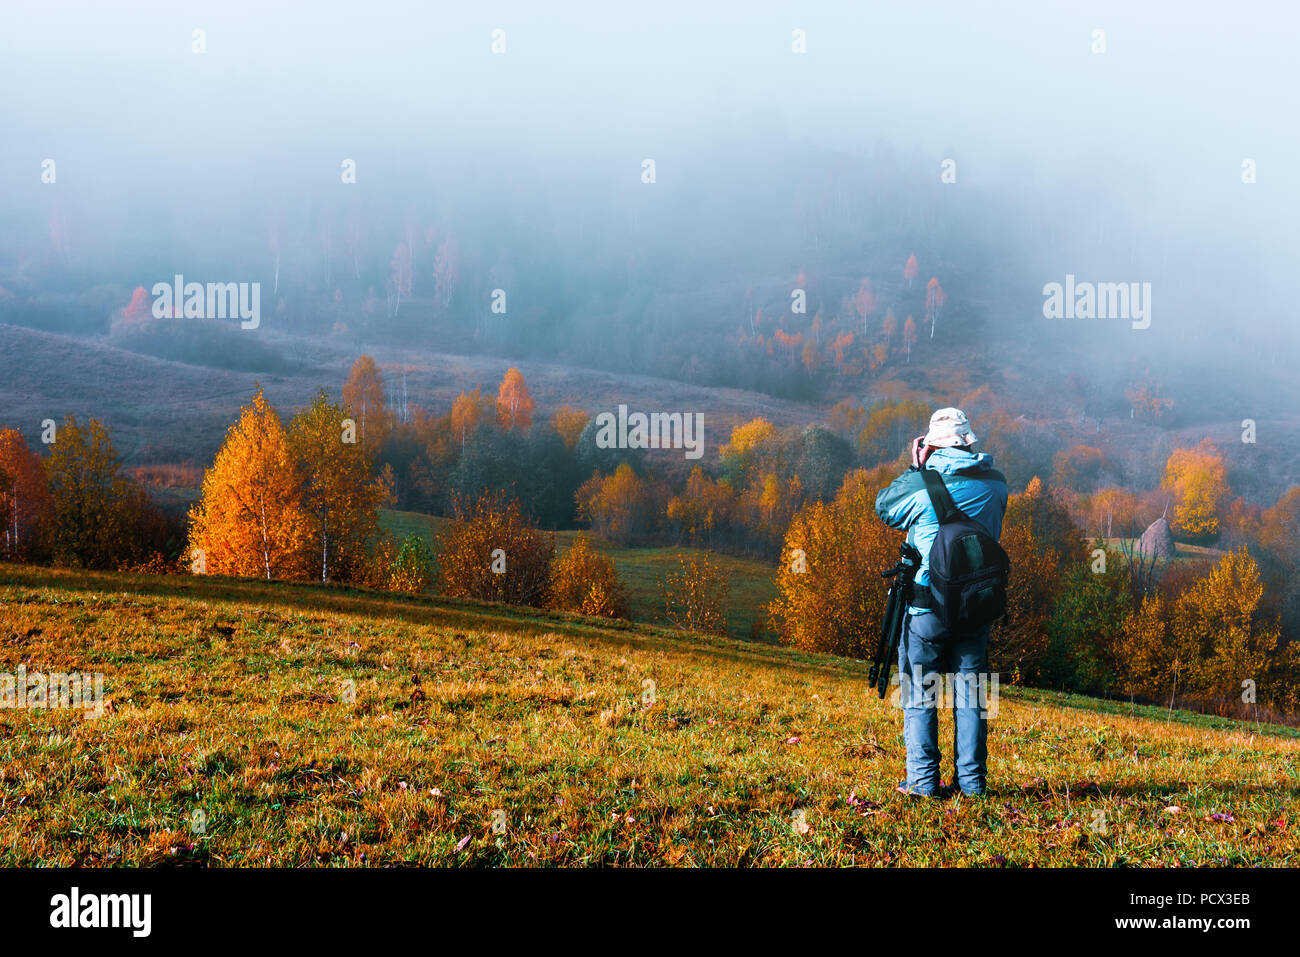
874;408;1008;797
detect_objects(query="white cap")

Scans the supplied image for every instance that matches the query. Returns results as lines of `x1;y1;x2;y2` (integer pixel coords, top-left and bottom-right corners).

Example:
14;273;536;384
924;407;977;447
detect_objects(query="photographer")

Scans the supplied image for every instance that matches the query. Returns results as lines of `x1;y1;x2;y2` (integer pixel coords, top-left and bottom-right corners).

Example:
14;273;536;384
874;408;1008;798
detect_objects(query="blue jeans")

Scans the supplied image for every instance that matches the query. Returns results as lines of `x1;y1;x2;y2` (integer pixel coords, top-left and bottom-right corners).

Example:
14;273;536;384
897;610;991;796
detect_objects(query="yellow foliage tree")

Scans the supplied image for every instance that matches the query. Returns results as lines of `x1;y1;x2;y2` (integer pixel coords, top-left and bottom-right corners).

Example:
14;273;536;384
288;389;390;582
551;405;589;449
768;469;899;658
1161;438;1229;539
723;417;776;457
1170;547;1280;714
665;466;734;546
450;387;494;451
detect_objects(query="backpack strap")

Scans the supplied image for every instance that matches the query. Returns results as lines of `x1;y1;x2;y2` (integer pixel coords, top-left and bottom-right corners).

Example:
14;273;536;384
919;466;967;525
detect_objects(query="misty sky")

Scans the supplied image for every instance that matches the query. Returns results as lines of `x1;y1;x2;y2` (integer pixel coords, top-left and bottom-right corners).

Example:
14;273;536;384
2;0;1297;353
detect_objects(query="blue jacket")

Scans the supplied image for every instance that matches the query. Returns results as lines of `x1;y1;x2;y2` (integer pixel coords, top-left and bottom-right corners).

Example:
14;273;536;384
874;447;1008;612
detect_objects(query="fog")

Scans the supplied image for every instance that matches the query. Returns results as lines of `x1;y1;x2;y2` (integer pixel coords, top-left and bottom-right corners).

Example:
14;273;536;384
2;0;1298;366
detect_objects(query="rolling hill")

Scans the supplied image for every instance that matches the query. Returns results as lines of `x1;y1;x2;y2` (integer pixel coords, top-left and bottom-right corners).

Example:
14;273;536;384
1;562;1295;867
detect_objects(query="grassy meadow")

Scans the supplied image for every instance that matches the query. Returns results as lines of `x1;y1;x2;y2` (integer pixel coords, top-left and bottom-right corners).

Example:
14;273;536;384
380;509;780;642
1;561;1296;867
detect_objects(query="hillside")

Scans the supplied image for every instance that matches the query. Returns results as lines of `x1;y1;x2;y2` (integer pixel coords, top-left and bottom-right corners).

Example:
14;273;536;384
1;562;1296;867
0;322;828;474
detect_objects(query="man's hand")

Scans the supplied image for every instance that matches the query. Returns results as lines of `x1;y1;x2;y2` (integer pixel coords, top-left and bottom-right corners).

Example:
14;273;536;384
910;435;934;469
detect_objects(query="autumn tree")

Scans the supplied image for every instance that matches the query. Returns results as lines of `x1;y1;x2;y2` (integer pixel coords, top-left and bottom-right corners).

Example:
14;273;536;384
551;405;589;450
451;387;495;451
548;535;628;618
342;355;389;452
661;553;729;637
435;493;554;607
903;315;918;361
1050;445;1114;492
828;399;866;437
769;469;899;657
852;278;876;334
1169;548;1280;714
390;242;412;315
991;477;1084;682
288;389;390;582
665;466;734;547
188;387;310;580
1161;438;1229;540
496;367;535;431
1113;548;1291;716
904;253;918;288
718;417;777;486
856;399;930;466
1079;485;1143;540
576;462;658;545
1125;376;1174;421
0;428;52;561
925;277;946;339
44;416;152;569
1005;476;1084;563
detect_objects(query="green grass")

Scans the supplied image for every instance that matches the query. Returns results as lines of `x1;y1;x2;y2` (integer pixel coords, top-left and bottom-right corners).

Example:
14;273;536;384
1101;538;1226;563
379;509;779;643
1;561;1297;867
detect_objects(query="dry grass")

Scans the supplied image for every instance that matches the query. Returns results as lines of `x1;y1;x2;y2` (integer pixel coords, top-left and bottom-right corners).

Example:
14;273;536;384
0;562;1296;866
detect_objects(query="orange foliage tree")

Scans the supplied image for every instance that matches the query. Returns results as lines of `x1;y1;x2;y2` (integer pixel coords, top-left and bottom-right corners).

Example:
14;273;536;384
576;463;658;545
768;469;900;658
548;535;628;618
188;387;310;580
904;253;918;287
496;367;535;431
665;466;734;547
342;355;389;452
450;387;494;451
0;427;52;560
435;493;554;607
925;277;946;339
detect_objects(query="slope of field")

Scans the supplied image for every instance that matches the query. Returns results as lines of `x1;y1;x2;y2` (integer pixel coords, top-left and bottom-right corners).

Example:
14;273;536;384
380;510;779;642
1;563;1296;867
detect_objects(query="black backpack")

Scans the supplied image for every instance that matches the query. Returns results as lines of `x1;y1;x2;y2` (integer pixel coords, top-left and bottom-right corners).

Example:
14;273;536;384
919;466;1010;631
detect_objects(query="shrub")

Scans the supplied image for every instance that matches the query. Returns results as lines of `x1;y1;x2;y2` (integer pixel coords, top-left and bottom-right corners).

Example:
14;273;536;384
436;493;554;607
548;535;628;618
388;534;434;593
660;553;729;637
